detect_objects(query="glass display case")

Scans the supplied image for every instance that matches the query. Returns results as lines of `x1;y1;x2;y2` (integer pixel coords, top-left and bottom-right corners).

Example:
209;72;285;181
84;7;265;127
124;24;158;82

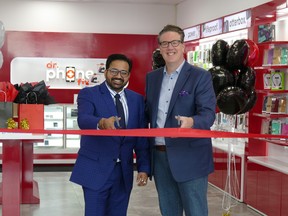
34;104;80;149
65;104;80;148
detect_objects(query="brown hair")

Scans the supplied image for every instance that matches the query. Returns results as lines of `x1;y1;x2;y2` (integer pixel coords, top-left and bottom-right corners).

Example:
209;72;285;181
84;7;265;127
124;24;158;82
158;24;185;43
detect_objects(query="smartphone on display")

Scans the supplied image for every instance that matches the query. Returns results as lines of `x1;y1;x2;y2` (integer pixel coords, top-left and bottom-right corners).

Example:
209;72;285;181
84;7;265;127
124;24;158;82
65;66;76;82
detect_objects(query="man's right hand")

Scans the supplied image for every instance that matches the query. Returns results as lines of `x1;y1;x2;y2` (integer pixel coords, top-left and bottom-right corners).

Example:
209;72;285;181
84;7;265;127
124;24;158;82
98;116;117;129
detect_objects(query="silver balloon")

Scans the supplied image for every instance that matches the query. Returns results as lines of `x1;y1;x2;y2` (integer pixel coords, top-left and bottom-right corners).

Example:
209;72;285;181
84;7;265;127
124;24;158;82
0;51;3;69
0;20;5;49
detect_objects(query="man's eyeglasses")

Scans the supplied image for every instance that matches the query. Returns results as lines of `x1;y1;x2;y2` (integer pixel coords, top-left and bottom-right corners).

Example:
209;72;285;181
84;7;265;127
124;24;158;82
159;40;182;48
107;68;130;77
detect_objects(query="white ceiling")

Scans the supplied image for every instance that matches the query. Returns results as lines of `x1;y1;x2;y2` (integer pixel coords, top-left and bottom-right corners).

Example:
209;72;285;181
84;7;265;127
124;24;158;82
33;0;185;5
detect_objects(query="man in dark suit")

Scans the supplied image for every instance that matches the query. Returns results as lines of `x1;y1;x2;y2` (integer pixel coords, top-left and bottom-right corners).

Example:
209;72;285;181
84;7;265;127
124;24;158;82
70;54;150;216
145;25;216;216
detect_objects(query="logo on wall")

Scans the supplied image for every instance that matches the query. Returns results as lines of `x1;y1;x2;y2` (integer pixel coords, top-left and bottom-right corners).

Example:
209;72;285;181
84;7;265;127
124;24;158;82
11;57;107;89
65;66;76;82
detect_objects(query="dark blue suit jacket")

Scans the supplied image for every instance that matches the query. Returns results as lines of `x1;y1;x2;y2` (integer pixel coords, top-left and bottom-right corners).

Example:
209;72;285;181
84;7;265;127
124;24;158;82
145;61;216;182
70;82;150;192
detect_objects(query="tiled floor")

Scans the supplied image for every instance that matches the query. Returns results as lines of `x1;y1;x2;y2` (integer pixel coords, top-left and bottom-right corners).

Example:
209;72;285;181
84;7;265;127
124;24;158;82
0;172;262;216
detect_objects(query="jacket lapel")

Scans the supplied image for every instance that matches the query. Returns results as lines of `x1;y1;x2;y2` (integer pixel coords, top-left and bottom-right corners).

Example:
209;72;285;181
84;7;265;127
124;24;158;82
167;62;192;118
99;82;117;116
151;70;164;127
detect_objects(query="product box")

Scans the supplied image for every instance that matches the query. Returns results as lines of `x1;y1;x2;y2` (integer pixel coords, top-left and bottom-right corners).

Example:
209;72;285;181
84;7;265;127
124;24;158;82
265;96;272;113
272;47;281;65
281;123;288;135
267;48;274;65
280;47;288;65
271;70;285;90
263;73;271;89
278;97;287;113
270;97;279;113
193;51;199;64
262;96;268;113
271;120;281;135
258;24;275;43
261;119;271;134
263;49;269;65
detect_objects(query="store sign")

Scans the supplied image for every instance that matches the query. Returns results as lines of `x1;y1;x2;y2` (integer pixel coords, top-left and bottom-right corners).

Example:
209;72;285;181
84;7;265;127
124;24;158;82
184;25;200;42
10;57;106;89
201;19;223;38
223;10;251;33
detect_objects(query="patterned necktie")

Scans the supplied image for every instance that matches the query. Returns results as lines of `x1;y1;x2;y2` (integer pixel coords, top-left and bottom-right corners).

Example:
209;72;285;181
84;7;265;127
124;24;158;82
114;94;126;128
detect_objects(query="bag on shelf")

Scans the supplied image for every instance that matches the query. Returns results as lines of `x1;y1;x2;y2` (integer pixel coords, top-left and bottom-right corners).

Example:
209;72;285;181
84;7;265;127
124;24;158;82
17;92;44;130
18;103;44;130
14;80;56;105
0;90;13;128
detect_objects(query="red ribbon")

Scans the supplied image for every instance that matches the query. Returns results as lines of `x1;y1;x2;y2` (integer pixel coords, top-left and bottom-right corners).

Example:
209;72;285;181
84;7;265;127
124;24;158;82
0;128;288;140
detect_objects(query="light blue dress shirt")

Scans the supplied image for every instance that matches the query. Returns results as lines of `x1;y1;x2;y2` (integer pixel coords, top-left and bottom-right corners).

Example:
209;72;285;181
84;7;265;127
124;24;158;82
155;60;185;146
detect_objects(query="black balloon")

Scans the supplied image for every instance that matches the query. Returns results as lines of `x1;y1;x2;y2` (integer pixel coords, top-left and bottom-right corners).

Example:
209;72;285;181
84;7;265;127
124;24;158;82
209;66;235;96
226;39;249;70
237;67;256;92
211;40;229;66
152;49;165;69
238;88;257;114
217;86;248;115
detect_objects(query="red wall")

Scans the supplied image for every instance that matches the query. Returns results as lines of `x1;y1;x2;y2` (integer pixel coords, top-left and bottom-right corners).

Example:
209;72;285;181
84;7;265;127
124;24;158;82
0;31;158;103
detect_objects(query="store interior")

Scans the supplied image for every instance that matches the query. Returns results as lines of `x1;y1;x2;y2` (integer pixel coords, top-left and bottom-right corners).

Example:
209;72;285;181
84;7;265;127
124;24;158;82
1;0;288;215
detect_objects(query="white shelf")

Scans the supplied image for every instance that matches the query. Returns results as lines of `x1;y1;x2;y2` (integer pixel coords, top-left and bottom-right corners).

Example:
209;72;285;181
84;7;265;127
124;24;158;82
0;133;44;140
248;156;288;175
212;139;245;157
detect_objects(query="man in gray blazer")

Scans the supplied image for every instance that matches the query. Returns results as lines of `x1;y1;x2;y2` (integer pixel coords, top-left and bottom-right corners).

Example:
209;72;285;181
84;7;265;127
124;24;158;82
145;24;216;216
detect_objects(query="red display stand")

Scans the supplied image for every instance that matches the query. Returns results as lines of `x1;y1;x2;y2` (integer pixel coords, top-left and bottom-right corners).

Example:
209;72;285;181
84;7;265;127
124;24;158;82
0;133;43;216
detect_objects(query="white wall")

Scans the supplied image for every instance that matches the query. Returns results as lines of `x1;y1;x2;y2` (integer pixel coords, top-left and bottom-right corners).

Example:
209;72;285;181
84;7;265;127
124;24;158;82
0;1;176;34
275;19;288;40
0;0;276;34
176;0;272;29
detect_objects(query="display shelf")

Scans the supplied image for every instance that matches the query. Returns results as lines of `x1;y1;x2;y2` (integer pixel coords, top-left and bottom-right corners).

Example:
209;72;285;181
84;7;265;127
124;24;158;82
251;138;288;147
260;64;288;68
248;156;288;175
256;89;288;94
212;138;245;157
65;104;80;148
253;113;288;118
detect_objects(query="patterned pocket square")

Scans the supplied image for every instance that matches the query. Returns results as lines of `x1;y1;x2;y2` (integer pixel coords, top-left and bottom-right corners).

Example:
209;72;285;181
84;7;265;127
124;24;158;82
179;90;189;96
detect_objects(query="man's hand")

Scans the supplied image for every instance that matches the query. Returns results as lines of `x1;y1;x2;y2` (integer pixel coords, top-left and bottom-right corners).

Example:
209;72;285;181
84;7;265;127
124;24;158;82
98;116;117;129
175;115;194;128
136;172;148;186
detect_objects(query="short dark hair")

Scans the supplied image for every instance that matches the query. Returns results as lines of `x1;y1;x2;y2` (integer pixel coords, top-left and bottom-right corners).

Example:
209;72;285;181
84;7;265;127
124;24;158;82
106;54;133;72
158;24;185;44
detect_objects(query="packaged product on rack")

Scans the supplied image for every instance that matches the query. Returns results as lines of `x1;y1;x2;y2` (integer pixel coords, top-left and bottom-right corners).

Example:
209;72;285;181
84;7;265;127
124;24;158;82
271;70;285;90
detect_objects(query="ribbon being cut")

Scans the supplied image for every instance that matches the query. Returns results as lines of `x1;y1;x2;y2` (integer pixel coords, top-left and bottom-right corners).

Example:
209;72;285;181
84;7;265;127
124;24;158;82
0;127;288;140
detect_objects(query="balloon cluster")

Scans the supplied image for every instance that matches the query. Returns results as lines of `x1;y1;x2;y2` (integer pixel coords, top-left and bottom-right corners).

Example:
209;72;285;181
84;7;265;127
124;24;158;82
0;21;5;69
152;48;165;69
209;39;259;115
